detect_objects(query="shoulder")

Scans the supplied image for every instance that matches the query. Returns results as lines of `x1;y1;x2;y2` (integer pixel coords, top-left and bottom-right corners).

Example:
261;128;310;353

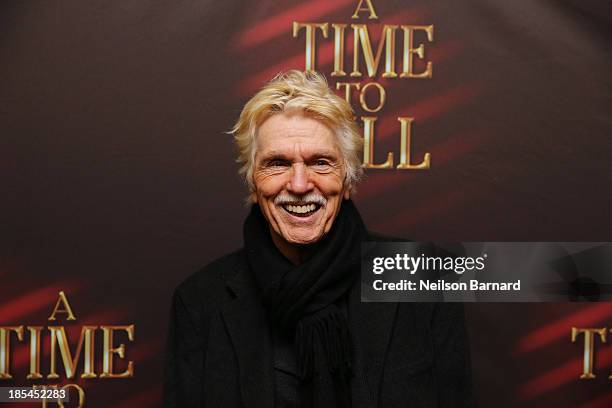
175;249;246;293
171;249;247;319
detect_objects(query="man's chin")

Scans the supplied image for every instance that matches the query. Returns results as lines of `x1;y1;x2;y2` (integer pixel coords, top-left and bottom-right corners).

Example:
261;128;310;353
278;228;325;246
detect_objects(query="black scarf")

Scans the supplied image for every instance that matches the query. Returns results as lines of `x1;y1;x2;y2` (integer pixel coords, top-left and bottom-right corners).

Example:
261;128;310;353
244;199;366;408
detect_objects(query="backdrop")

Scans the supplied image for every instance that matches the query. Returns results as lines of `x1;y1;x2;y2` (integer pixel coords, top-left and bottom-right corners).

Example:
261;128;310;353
1;0;611;407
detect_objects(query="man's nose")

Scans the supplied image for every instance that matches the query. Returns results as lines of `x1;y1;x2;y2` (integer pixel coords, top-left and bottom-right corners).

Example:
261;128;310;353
287;163;314;194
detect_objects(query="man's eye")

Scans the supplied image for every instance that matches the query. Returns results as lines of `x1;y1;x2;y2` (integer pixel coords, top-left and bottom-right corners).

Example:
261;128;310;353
313;160;330;166
268;160;289;167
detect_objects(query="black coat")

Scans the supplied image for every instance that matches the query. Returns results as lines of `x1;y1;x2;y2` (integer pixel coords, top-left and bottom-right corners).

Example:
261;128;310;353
163;248;474;408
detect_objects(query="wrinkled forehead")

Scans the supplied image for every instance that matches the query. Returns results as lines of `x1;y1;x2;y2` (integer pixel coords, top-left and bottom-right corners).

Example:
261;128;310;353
255;111;342;159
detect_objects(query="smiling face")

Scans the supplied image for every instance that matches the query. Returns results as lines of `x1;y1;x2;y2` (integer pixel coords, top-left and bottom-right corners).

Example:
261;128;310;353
251;110;350;248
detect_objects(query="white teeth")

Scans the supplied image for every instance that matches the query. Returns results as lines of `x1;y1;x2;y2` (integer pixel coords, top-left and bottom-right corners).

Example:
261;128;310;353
284;204;317;214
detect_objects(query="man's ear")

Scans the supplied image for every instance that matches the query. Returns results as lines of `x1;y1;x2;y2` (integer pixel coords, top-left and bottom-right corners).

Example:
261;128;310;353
250;191;258;203
343;187;351;200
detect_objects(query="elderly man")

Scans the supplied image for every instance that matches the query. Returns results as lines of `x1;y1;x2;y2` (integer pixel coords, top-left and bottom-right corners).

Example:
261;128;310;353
164;71;473;408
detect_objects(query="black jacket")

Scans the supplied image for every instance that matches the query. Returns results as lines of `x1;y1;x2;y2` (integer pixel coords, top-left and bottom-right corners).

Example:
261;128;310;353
164;248;474;408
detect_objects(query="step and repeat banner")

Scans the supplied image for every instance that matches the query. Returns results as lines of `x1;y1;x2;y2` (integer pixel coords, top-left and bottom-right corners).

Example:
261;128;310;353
1;0;611;407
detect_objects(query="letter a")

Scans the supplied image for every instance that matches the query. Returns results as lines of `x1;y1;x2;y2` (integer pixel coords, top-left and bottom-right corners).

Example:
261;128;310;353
48;291;76;321
351;0;378;19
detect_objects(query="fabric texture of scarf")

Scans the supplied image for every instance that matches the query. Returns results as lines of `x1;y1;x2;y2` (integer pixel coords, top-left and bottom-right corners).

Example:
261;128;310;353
244;199;366;408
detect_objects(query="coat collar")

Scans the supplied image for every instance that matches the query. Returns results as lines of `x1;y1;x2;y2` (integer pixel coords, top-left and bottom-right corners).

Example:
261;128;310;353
222;263;274;408
348;278;398;408
221;249;398;408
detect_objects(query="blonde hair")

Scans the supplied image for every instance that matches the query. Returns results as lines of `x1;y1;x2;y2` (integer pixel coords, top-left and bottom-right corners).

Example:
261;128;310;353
230;70;363;191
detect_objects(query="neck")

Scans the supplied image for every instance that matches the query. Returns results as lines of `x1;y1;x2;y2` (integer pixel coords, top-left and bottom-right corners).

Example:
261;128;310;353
270;229;317;265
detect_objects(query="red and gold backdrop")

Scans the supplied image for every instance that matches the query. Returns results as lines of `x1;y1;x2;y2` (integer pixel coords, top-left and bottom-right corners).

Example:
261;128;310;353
1;0;611;406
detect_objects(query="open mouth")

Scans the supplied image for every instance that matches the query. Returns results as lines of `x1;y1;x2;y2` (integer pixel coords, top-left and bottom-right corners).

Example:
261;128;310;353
281;203;322;217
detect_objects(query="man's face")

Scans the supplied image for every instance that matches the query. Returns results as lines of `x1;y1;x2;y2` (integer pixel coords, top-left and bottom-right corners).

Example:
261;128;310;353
252;111;350;246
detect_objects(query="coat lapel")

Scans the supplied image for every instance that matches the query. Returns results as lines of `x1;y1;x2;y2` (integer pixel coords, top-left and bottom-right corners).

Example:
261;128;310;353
349;280;398;408
221;267;274;408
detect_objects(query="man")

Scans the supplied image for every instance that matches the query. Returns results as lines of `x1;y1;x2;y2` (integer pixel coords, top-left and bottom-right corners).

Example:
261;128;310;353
164;70;473;408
